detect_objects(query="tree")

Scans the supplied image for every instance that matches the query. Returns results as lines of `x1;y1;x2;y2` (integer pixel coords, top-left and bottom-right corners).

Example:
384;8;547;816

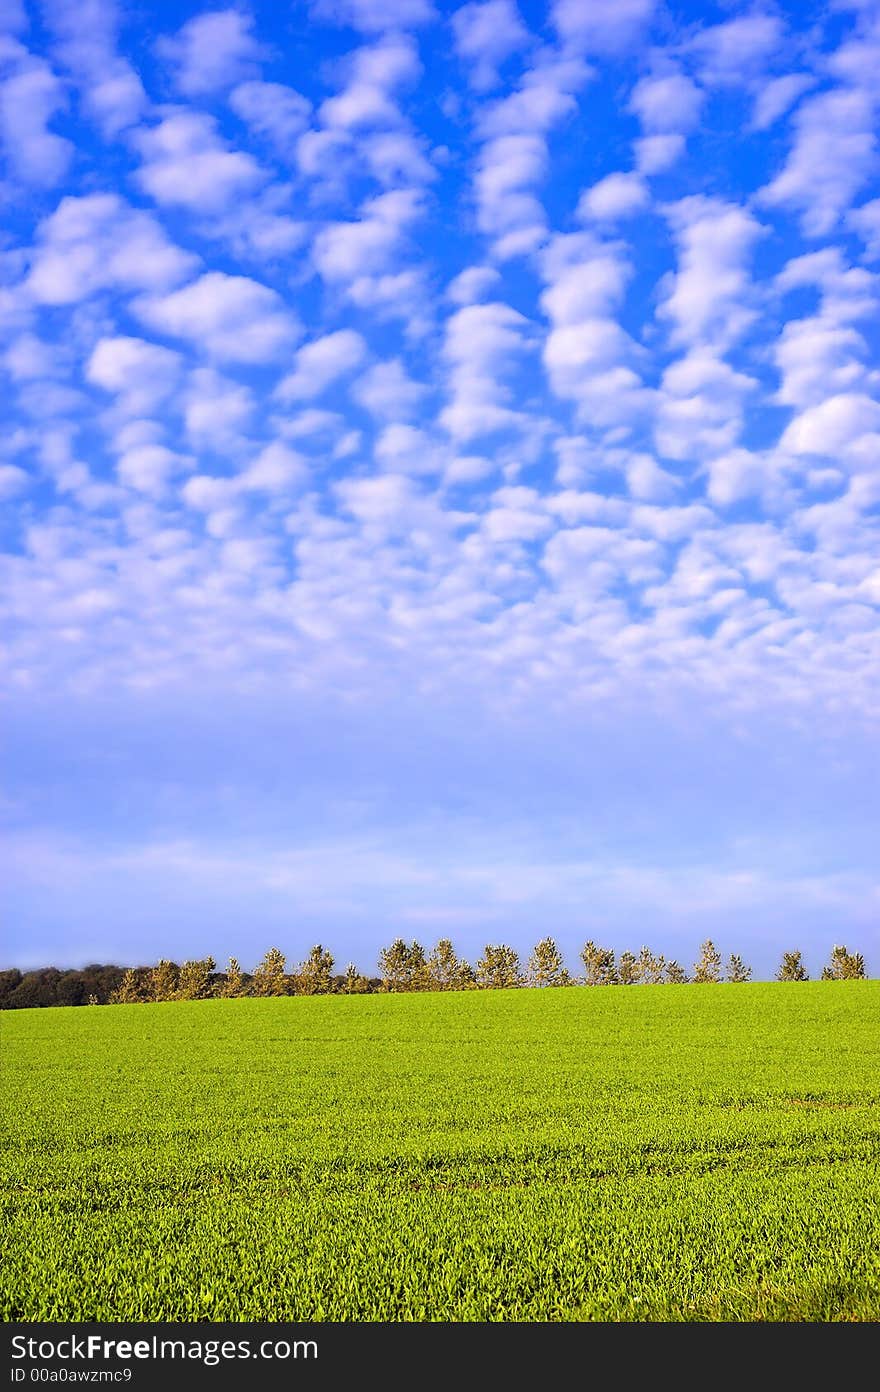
526;937;571;987
378;938;409;991
617;951;639;985
821;945;866;980
378;939;430;991
693;939;722;983
251;946;287;996
220;957;245;998
175;957;216;1000
665;960;688;983
726;954;752;983
109;968;147;1004
341;962;369;994
296;944;335;995
426;939;473;991
149;959;179;1003
776;950;809;982
580;941;617;985
407;941;431;990
636;946;666;984
475;944;522;989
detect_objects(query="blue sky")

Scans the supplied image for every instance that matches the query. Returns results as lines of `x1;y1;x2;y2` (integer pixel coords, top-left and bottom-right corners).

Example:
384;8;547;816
2;0;879;979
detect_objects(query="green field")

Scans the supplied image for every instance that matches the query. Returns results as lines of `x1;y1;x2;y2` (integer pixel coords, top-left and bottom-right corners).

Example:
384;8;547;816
2;982;879;1322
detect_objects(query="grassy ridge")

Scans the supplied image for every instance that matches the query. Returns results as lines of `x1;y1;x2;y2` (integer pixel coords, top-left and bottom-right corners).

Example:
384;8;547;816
2;982;879;1321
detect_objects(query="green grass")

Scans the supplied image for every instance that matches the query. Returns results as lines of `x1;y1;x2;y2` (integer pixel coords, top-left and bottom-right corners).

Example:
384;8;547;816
2;982;879;1322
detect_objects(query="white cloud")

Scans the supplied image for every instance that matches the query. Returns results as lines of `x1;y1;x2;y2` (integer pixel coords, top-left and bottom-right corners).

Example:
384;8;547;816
634;133;685;173
238;441;308;494
656;352;758;461
6;0;880;738
625;453;680;503
374;422;442;475
539;235;630;324
352;358;427;419
577;172;649;221
0;60;73;185
135;112;266;215
182;440;308;517
629;71;703;134
446;265;501;305
775;246;877;320
775;319;869;410
3;332;64;380
319;34;420;129
309;0;436;32
704;448;771;507
334;473;432;530
275;329;367;402
134;273;299;364
42;0;147;137
849;198;880;261
229;81;312;156
750;73;814;131
478;56;585;137
344;269;431;332
116;443;191;496
86;336;183;415
474;132;547;255
539;233;650;431
760;89;877;236
210;194;309;264
690;13;784;86
452;1;530;91
157;9;267;96
659;196;764;350
440;300;533;441
26;194;197;304
0;1;26;32
552;0;655;54
0;463;29;498
312;189;422;282
780;393;880;456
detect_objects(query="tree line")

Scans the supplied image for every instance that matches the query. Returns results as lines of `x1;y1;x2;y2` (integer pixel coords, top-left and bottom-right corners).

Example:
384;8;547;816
0;939;868;1009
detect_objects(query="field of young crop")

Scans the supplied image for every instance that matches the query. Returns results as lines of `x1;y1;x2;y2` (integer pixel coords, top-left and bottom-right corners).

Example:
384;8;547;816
2;982;879;1322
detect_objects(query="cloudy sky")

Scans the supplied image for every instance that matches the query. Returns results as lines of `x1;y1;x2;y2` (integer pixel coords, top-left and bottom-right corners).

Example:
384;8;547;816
2;0;878;979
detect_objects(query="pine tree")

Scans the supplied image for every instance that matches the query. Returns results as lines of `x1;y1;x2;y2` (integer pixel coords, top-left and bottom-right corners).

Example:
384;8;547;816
475;944;522;989
456;960;477;989
726;953;752;983
407;940;431;991
776;950;809;982
341;962;369;994
693;939;722;983
821;945;866;980
149;959;179;1003
109;968;146;1004
175;957;216;1000
220;957;245;998
378;938;410;991
526;937;571;987
378;939;430;991
617;951;639;985
580;941;617;985
296;945;335;995
251;946;287;996
636;946;666;984
427;939;473;991
665;960;688;983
